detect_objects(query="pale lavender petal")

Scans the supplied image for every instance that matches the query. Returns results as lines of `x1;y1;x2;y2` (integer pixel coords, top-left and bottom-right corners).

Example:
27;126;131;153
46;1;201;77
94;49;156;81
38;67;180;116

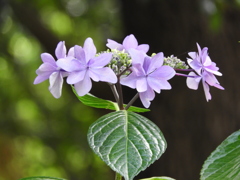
67;70;87;84
188;60;202;75
186;72;201;90
49;71;63;98
203;71;218;86
196;43;202;56
188;52;197;59
57;58;84;72
34;75;49;84
202;81;211;101
89;67;117;83
106;39;124;50
123;34;138;49
204;66;222;76
150;66;176;80
136;44;149;53
202;53;212;66
74;45;85;61
136;77;148;92
139;87;155;108
41;53;56;64
128;48;145;65
89;53;112;67
83;38;96;61
67;47;75;57
36;63;57;76
131;63;146;76
55;41;66;59
147;77;171;92
74;73;92;96
212;83;224;90
120;73;138;89
147;52;164;74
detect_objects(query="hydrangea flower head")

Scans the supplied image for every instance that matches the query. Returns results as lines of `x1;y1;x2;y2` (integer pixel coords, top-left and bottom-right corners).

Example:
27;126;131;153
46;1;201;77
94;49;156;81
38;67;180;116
57;37;117;96
120;49;176;108
187;43;222;76
106;34;149;53
186;43;224;101
34;41;74;98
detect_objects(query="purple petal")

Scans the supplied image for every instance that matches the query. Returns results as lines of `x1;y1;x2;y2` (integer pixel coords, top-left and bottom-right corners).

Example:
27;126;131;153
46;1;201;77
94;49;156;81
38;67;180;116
36;63;57;76
120;73;138;89
89;67;117;83
188;52;197;59
128;48;145;65
147;77;171;92
89;53;112;67
55;41;66;59
123;34;138;49
41;53;56;64
139;87;155;108
74;73;92;96
186;72;201;90
202;81;211;101
57;58;84;72
147;52;164;74
136;44;149;53
150;66;176;80
136;77;148;92
74;45;85;61
67;47;75;57
213;83;224;90
49;71;63;98
83;38;96;61
67;70;87;84
34;74;49;84
106;39;123;50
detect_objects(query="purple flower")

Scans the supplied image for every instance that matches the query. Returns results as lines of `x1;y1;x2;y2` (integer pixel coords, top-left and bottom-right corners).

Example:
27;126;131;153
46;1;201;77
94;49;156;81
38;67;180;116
120;49;175;108
57;37;117;96
186;43;224;101
106;34;149;53
34;41;74;98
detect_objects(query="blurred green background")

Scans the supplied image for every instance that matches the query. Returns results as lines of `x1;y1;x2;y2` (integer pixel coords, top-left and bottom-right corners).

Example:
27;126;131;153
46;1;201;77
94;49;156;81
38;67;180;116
0;0;121;179
1;0;240;180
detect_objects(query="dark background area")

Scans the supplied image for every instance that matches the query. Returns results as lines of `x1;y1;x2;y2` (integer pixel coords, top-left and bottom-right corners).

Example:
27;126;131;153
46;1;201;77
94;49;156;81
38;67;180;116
0;0;240;180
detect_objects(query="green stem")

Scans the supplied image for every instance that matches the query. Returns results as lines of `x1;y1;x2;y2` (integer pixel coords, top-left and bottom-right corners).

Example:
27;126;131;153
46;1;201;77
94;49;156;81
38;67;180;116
109;84;119;103
115;172;122;180
125;93;139;110
116;78;124;110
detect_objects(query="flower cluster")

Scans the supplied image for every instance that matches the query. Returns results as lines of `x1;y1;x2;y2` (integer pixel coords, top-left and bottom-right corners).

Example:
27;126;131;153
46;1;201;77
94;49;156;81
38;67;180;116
34;35;224;108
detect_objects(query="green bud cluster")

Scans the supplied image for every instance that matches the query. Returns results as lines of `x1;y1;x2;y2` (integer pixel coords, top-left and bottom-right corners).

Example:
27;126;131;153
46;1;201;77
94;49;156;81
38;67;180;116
105;49;132;75
163;55;189;69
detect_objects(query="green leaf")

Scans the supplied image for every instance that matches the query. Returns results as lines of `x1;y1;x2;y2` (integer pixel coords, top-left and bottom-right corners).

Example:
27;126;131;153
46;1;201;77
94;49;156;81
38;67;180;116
72;86;150;113
18;176;66;180
88;110;167;180
140;177;176;180
200;129;240;180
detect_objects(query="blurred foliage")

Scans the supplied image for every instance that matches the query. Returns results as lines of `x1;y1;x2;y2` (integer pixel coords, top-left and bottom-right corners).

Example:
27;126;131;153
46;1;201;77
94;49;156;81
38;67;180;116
0;0;122;180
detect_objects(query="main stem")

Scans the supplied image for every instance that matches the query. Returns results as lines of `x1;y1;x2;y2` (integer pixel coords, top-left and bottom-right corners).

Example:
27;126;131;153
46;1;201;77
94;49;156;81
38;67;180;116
116;78;124;110
115;172;122;180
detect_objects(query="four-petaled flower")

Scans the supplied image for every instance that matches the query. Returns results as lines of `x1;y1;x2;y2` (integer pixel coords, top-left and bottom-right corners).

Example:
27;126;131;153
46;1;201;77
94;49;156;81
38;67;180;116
120;49;176;108
34;41;74;98
57;37;117;96
106;34;149;53
186;43;224;101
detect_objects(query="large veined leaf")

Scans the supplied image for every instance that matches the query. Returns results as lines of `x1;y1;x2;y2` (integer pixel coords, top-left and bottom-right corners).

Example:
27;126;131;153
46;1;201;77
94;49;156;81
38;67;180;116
72;86;150;112
88;110;167;180
200;129;240;180
18;177;66;180
140;177;176;180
